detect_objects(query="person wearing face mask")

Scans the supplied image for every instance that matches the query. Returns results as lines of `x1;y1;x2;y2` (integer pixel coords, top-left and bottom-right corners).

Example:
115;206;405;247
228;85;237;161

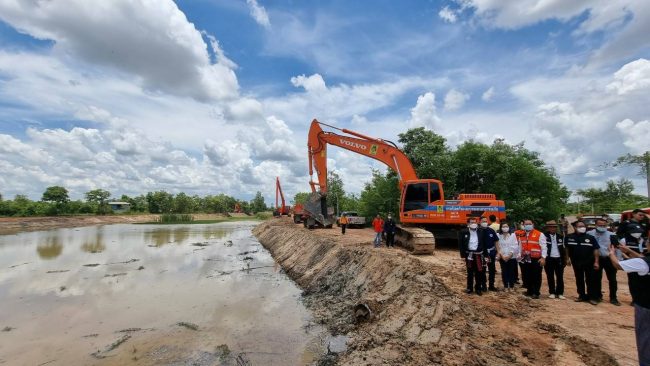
617;209;648;254
459;217;489;296
383;214;396;248
496;222;518;291
518;219;547;299
480;216;500;292
608;242;650;366
566;221;600;305
543;220;568;300
514;221;528;290
588;218;621;306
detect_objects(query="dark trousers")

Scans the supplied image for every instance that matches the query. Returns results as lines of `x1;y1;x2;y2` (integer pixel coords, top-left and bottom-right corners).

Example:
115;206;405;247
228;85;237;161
466;253;484;292
499;258;517;288
595;256;618;301
544;257;565;296
481;250;497;290
386;232;395;247
522;258;542;296
635;305;650;366
514;260;519;282
520;262;528;289
573;263;598;300
341;224;346;234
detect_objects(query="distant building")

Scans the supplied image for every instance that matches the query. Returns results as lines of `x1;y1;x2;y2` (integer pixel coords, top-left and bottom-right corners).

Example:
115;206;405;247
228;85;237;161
108;201;130;213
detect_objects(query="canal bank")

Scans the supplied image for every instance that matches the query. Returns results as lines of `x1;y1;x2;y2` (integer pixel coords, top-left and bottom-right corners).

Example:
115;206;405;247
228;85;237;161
254;219;622;366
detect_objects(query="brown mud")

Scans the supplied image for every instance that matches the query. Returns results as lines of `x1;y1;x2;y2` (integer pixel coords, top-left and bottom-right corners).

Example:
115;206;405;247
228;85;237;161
254;219;636;366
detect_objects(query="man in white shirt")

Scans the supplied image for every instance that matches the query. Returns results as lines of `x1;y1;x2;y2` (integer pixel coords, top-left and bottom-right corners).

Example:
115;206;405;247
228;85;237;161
608;243;650;366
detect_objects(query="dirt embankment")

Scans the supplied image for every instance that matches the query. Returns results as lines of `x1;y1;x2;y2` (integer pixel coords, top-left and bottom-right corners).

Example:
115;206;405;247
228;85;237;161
0;214;230;235
254;220;623;366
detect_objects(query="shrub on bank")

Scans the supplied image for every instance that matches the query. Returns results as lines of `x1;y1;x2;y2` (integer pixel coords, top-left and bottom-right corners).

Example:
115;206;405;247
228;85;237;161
156;213;194;223
254;212;273;220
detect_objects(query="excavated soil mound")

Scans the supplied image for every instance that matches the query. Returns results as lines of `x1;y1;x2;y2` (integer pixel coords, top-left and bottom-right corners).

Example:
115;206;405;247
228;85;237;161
254;220;619;366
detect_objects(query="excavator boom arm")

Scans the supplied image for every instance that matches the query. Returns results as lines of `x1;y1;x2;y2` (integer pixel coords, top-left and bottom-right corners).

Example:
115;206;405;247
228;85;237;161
276;177;286;210
308;119;418;194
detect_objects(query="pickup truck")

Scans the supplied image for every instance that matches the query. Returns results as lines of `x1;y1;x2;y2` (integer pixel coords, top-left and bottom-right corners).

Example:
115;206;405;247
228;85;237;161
336;211;366;228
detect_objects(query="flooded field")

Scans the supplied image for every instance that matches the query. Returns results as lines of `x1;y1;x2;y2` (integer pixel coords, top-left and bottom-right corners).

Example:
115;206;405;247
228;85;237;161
0;221;326;365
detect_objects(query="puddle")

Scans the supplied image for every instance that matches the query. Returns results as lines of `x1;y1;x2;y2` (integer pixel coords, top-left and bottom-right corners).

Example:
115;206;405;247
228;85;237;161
0;221;326;365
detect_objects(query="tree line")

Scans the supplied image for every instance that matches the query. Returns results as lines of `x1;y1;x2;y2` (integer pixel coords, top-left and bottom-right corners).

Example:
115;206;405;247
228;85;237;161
0;187;268;217
295;127;620;224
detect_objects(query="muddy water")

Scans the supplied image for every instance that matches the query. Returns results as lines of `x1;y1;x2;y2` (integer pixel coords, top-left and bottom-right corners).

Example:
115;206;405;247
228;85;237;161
0;222;326;365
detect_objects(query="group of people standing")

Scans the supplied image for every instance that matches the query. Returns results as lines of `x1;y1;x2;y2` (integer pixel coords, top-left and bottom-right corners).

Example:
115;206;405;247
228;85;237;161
459;210;650;366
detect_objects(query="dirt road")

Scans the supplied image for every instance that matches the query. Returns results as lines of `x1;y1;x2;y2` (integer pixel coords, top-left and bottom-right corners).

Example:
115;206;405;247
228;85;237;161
255;219;638;366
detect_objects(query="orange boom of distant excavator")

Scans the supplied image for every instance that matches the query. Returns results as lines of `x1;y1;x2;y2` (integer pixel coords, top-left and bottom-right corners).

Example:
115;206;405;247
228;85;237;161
307;119;506;253
273;177;290;217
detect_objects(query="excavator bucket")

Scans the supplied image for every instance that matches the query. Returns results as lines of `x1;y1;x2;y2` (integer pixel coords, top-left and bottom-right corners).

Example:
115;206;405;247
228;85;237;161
303;192;334;228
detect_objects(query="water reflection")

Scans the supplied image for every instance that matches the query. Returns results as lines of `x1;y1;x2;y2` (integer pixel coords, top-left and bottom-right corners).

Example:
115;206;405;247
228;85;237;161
36;237;63;259
0;221;325;365
80;228;106;253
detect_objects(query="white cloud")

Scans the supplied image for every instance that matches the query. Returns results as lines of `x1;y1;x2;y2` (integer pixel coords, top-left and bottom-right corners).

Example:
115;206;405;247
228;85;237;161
607;59;650;95
481;86;495;102
616;119;650;155
438;6;458;23
246;0;271;29
408;92;441;130
0;0;239;102
444;89;470;111
453;0;650;68
265;73;443;126
290;74;328;93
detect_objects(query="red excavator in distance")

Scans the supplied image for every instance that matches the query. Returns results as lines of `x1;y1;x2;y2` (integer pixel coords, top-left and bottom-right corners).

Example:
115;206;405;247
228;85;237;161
308;119;506;254
273;177;291;217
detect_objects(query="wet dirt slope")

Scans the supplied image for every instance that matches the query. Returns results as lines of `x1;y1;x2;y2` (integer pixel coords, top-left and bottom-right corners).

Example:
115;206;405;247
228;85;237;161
254;219;618;366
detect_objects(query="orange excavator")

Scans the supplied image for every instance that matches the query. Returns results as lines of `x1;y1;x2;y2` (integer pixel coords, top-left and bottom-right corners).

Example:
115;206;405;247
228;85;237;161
273;177;291;217
308;119;506;254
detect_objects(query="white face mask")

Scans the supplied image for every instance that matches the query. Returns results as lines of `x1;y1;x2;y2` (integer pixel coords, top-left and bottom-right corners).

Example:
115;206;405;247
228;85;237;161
480;222;488;228
469;223;478;230
631;232;643;239
576;227;586;234
502;226;510;233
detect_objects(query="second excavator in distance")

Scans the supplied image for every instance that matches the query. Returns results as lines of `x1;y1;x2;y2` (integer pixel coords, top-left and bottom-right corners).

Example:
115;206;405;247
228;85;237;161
273;176;291;217
306;119;506;254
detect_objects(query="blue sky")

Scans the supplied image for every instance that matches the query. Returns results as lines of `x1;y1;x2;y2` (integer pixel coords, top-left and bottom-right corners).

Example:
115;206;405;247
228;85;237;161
0;0;648;204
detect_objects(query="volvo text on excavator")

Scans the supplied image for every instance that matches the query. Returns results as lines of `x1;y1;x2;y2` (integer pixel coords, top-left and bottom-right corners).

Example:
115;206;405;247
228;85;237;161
307;119;506;254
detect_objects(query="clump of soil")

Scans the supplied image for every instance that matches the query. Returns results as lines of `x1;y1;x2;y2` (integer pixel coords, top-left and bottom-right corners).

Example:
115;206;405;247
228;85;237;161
176;322;199;331
254;220;617;366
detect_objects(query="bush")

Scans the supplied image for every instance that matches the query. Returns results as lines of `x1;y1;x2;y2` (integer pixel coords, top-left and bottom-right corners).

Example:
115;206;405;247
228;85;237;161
254;212;273;220
156;213;194;223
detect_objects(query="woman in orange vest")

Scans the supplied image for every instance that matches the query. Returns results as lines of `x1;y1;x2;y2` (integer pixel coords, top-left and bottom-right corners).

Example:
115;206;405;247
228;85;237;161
519;219;548;299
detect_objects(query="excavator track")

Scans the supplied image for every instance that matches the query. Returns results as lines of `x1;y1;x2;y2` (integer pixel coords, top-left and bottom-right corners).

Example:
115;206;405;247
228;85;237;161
394;225;435;255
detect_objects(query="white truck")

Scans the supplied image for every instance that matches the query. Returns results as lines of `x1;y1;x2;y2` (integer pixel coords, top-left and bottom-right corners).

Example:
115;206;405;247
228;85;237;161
336;211;366;228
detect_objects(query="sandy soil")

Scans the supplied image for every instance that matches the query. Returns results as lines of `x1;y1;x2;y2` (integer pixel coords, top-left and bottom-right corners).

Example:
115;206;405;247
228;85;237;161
254;219;637;366
0;214;232;235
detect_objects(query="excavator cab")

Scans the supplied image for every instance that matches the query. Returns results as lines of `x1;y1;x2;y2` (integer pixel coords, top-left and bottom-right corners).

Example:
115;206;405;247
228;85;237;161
402;180;443;212
401;179;505;229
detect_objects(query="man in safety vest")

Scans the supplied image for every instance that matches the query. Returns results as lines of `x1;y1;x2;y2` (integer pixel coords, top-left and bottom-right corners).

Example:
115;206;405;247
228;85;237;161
519;219;547;299
339;214;349;235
